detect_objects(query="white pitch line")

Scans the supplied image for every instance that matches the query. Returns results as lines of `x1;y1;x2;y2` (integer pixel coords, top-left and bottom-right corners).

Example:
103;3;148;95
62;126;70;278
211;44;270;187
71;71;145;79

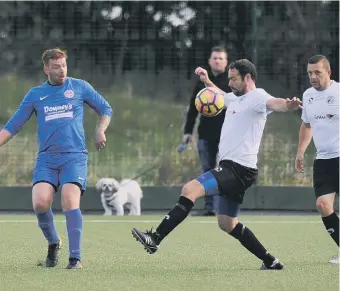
0;219;321;224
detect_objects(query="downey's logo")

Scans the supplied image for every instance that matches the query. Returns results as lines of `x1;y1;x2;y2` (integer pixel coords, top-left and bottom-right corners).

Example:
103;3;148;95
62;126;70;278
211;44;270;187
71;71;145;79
44;104;73;113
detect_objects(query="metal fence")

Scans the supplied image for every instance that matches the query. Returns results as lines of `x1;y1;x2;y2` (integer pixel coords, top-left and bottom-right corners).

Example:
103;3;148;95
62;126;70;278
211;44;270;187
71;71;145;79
0;1;338;186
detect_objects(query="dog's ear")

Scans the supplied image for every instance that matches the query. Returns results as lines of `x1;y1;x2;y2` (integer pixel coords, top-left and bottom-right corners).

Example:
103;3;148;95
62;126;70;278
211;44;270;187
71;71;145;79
120;179;130;186
95;179;104;191
110;179;120;190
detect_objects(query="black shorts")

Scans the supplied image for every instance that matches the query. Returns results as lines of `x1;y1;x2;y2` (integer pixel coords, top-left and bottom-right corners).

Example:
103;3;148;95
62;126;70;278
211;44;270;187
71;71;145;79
313;157;339;197
33;181;85;196
211;159;258;204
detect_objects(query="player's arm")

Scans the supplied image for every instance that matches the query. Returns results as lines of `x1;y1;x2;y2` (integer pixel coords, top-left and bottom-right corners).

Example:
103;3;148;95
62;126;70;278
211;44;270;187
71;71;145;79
0;92;35;147
82;80;113;150
194;67;236;107
96;115;111;134
266;96;302;112
295;122;312;173
295;103;312;172
0;129;13;147
195;67;221;91
94;115;111;150
297;122;312;155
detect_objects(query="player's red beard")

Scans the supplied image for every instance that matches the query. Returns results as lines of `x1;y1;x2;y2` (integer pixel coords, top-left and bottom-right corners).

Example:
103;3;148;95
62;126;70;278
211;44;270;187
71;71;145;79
50;74;66;85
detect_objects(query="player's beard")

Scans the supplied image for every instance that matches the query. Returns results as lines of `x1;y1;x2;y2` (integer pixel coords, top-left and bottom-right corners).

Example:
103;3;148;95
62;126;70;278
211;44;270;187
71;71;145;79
50;74;66;85
231;87;245;96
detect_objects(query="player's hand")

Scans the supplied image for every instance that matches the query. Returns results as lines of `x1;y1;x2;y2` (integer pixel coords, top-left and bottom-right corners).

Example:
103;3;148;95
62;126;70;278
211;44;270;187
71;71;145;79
286;97;303;111
95;130;106;151
295;152;305;173
183;134;192;144
195;67;209;83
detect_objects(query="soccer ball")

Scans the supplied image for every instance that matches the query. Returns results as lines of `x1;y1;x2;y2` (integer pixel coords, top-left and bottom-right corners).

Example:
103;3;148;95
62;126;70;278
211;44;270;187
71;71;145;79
195;87;225;117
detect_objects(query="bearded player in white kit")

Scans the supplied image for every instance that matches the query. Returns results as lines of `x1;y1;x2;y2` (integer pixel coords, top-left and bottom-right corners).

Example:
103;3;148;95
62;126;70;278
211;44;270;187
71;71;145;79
295;55;339;265
131;59;302;270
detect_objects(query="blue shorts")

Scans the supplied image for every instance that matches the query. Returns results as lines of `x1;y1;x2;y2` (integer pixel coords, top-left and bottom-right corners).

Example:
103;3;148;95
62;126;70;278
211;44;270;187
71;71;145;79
196;171;241;217
32;152;88;193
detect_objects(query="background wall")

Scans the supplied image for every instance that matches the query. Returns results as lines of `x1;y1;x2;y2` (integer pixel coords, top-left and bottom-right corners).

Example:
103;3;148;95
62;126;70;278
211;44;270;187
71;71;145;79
0;186;337;213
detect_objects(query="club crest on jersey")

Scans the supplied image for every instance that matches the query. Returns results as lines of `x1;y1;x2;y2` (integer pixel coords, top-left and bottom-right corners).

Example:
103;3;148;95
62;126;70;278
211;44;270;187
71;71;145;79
64;90;74;98
326;96;335;104
308;97;314;104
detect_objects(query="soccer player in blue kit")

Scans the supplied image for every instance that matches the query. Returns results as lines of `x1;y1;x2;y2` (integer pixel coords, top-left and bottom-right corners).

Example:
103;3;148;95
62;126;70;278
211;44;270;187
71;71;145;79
0;48;112;269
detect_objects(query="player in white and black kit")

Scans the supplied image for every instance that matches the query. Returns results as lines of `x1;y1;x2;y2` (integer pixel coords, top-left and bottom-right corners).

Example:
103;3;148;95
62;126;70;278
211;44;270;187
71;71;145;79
295;55;339;265
131;59;302;270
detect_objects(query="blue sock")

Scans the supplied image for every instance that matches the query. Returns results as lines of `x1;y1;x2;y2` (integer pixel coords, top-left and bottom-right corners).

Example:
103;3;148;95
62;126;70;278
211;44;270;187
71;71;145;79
64;208;83;260
36;208;59;245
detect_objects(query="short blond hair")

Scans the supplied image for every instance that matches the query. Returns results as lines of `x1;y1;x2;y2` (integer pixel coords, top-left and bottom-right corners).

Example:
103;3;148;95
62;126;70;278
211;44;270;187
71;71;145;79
42;48;67;65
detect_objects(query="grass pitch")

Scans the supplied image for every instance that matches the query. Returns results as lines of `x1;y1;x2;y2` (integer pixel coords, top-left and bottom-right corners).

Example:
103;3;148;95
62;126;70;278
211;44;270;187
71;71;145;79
0;214;338;291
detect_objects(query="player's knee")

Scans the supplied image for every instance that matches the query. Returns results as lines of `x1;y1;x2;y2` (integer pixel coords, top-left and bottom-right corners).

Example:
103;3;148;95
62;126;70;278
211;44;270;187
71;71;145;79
218;220;233;233
33;198;51;212
316;197;333;216
61;183;81;211
61;193;80;211
32;185;54;212
181;183;195;201
217;216;238;234
181;180;205;202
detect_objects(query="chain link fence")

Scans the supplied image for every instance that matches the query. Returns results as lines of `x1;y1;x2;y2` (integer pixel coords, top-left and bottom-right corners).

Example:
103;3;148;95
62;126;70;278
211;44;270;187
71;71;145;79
0;1;338;186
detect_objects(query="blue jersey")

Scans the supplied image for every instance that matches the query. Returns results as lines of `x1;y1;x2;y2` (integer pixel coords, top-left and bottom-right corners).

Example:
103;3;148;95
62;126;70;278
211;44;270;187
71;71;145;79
4;77;112;154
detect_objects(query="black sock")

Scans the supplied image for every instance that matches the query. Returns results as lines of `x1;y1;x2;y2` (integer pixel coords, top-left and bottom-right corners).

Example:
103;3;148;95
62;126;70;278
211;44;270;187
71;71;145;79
229;222;275;266
322;212;339;246
154;196;194;244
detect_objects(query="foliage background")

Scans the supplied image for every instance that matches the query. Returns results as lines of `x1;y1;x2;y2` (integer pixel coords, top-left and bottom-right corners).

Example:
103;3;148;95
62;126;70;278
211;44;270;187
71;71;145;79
0;1;338;186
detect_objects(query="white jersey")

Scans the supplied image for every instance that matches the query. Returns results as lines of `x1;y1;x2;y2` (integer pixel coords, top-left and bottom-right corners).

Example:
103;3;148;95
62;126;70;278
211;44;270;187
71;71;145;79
219;88;272;169
301;80;339;159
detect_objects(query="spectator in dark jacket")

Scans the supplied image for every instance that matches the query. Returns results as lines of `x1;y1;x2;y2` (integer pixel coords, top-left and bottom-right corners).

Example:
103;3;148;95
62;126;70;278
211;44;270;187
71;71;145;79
183;46;231;216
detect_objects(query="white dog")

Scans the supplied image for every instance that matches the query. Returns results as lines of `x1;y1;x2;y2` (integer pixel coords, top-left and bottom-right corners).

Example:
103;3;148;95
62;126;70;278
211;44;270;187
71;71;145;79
95;178;143;216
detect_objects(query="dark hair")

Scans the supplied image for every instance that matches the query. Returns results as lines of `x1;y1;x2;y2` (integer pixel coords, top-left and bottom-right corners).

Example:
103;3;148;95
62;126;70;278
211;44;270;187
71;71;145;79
308;55;330;69
210;46;228;57
228;59;257;82
42;48;67;65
